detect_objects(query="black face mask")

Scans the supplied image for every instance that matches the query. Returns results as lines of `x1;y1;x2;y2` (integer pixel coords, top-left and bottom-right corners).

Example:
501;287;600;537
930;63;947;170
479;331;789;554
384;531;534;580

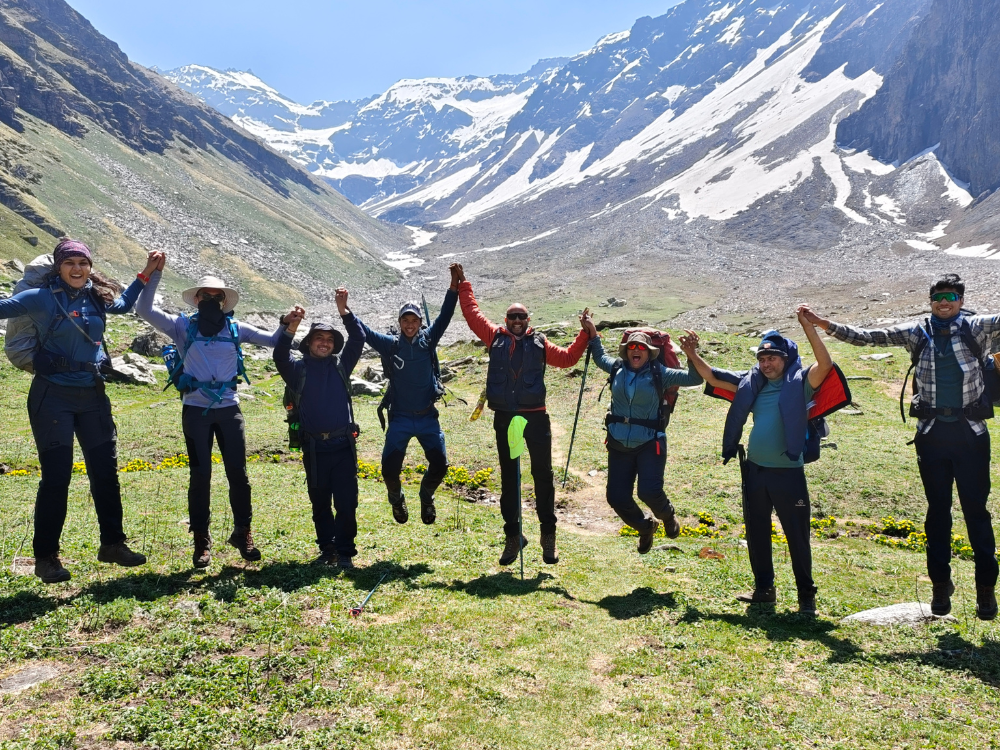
197;299;226;336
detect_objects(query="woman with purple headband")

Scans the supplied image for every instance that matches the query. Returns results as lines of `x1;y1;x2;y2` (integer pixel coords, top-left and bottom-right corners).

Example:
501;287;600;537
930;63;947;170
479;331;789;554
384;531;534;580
0;238;162;584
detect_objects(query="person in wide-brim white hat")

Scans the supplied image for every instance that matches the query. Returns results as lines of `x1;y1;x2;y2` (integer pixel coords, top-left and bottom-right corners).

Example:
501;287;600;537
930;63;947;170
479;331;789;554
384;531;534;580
181;276;240;314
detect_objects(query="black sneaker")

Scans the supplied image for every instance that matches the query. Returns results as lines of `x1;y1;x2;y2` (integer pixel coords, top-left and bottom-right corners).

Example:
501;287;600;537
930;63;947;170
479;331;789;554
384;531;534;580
419;491;436;525
637;520;660;554
227;527;262;562
97;541;147;567
314;543;338;566
388;491;409;524
499;534;528;566
736;587;777;604
797;595;817;615
34;554;71;584
931;580;955;616
192;532;212;569
976;585;998;621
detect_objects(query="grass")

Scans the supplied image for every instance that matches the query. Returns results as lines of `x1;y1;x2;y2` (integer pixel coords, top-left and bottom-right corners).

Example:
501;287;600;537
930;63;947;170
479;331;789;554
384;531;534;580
2;313;1000;748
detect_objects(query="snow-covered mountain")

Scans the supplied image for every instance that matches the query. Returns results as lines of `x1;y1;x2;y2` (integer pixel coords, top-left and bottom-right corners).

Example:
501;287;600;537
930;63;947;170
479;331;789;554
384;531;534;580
170;0;1000;260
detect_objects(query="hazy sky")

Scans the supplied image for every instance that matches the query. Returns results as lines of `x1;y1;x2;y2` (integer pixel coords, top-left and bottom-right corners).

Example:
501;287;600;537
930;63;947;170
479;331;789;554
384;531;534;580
67;0;682;103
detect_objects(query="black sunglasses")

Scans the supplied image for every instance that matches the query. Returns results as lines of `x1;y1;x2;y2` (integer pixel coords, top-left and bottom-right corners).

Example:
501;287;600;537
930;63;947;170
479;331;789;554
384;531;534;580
198;292;226;302
506;312;529;321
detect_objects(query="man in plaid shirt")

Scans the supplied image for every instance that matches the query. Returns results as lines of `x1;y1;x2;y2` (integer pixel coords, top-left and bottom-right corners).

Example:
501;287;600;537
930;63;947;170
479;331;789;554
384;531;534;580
801;274;998;621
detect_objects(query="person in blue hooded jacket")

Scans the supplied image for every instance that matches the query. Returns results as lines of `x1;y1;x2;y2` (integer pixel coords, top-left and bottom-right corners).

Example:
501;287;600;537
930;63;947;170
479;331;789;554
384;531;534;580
0;239;162;583
689;310;833;615
356;267;458;526
582;321;703;554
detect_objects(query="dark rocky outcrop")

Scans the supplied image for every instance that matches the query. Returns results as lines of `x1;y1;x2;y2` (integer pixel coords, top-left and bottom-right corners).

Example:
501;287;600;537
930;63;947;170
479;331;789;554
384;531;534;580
838;0;1000;197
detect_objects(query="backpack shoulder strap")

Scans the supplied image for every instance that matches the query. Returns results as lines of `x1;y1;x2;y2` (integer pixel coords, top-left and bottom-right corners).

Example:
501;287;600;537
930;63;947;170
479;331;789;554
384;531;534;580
228;317;249;383
959;317;983;360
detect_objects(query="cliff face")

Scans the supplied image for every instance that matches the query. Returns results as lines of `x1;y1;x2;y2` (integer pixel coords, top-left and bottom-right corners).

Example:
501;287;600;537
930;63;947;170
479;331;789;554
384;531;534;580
0;0;315;196
837;0;1000;197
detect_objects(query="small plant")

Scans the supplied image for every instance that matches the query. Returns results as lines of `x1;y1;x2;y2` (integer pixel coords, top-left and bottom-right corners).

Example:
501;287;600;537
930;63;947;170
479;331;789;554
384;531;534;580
880;516;915;538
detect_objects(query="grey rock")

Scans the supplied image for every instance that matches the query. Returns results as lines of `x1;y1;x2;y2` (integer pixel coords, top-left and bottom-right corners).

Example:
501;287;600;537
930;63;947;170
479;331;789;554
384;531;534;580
4;258;25;273
111;356;157;385
841;602;958;626
130;328;172;356
0;665;60;694
361;364;384;383
350;376;384;396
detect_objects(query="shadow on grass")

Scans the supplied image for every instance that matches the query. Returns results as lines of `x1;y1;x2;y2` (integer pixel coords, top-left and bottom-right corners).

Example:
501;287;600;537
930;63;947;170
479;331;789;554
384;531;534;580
680;605;863;662
587;587;679;620
871;631;1000;687
432;571;573;600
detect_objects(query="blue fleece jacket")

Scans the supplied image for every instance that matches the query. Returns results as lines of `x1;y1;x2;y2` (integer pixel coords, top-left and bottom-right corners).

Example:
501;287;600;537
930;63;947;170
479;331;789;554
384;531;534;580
359;288;457;413
273;312;365;449
0;276;145;387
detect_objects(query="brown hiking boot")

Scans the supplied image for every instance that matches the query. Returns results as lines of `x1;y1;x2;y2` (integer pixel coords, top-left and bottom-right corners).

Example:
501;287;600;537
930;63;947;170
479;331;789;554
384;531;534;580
637;520;660;554
736;587;777;604
797;594;817;615
97;541;147;567
227;526;262;562
192;532;212;569
34;554;71;584
930;580;955;616
657;506;680;539
499;534;528;566
419;490;436;525
388;491;409;524
314;543;338;566
541;531;558;564
976;585;998;621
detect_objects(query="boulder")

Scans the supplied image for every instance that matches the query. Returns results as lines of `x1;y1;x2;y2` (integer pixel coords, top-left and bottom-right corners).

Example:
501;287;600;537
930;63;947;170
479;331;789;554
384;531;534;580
362;364;384;383
111;355;158;385
350;376;384;397
4;258;25;273
130;328;172;356
0;665;60;694
841;602;958;626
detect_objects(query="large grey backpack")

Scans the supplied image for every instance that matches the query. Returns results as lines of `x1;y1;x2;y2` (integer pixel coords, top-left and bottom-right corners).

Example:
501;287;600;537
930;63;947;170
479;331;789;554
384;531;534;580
3;253;54;372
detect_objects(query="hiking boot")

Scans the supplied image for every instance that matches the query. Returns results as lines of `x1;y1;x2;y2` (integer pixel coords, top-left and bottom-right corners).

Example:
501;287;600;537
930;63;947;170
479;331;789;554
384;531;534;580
337;555;355;570
797;594;817;616
314;543;338;566
227;526;262;562
541;531;558;564
930;580;955;616
34;554;71;584
657;506;681;539
97;541;147;567
388;491;409;524
976;585;998;621
499;534;528;566
637;520;660;554
192;532;212;569
736;587;777;604
419;491;436;525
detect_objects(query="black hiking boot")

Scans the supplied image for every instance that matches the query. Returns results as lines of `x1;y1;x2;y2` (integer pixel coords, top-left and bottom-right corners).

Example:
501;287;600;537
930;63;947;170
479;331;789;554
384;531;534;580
736;587;777;604
976;585;998;621
499;534;528;566
34;554;71;584
656;504;681;539
930;580;955;616
97;541;147;567
637;520;660;554
541;531;558;564
337;555;355;570
419;491;436;525
797;594;817;616
228;526;262;562
192;532;212;569
314;543;338;566
388;491;409;524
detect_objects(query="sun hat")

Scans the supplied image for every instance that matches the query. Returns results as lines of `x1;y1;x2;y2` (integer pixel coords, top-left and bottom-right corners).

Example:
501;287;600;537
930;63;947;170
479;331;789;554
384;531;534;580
181;275;240;314
298;322;345;356
618;331;660;360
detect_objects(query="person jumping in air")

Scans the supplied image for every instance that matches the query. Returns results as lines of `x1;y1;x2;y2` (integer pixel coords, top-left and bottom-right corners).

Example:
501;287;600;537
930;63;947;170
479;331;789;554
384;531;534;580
356;268;458;526
455;262;593;566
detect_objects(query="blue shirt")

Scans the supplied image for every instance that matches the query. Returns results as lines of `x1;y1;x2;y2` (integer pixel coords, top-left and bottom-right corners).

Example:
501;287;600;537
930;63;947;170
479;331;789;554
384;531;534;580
747;378;816;468
932;325;963;422
359;289;457;413
0;276;145;387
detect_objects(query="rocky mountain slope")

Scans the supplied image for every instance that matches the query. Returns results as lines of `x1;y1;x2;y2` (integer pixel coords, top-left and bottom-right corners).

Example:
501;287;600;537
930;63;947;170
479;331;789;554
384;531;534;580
0;0;403;309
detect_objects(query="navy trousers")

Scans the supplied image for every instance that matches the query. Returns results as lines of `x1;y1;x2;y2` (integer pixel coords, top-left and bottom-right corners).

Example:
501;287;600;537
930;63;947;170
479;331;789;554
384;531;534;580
606;437;674;533
381;411;448;500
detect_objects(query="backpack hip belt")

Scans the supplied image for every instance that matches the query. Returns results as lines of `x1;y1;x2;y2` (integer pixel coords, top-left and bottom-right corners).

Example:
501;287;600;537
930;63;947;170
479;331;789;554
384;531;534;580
604;413;663;431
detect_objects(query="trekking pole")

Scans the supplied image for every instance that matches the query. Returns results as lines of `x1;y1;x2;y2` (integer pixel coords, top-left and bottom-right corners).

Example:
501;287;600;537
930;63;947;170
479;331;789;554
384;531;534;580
421;293;432;325
350;573;388;617
507;416;529;582
562;347;591;488
517;455;524;581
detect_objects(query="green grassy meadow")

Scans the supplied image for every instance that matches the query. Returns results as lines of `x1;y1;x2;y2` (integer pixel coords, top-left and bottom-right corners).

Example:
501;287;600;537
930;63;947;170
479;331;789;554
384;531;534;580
1;311;1000;749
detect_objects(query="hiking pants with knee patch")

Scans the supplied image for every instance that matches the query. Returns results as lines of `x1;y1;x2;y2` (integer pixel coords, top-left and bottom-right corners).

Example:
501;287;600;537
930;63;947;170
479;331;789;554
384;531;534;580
182;404;252;534
742;461;816;596
303;443;358;557
381;411;448;499
606;437;674;533
28;378;126;557
493;410;556;537
915;419;998;587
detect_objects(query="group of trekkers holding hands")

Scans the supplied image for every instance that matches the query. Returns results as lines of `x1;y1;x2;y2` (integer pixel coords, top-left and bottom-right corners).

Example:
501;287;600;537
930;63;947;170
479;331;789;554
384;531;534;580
1;240;996;621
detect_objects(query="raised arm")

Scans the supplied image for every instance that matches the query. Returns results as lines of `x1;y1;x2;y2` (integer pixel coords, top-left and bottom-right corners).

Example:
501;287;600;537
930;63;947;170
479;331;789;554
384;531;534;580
799;304;914;349
107;251;161;315
680;330;736;392
336;288;366;376
427;286;459;345
358;318;396;356
797;306;833;390
272;307;304;384
587;335;619;374
135;268;182;335
455;265;500;346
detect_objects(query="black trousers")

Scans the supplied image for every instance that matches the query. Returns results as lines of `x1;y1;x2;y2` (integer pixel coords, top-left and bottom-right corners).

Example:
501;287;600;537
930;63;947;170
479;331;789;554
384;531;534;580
742;461;816;596
915;419;999;587
493;410;557;537
182;405;252;534
27;378;126;557
606;437;674;533
303;444;358;557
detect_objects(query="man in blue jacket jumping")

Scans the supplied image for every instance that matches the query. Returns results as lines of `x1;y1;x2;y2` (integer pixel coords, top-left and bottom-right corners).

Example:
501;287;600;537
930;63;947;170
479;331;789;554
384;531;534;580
356;268;459;525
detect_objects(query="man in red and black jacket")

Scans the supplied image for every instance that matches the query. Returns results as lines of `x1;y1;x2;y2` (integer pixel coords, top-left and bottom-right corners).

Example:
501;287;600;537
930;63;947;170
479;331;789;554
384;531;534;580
454;263;593;566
